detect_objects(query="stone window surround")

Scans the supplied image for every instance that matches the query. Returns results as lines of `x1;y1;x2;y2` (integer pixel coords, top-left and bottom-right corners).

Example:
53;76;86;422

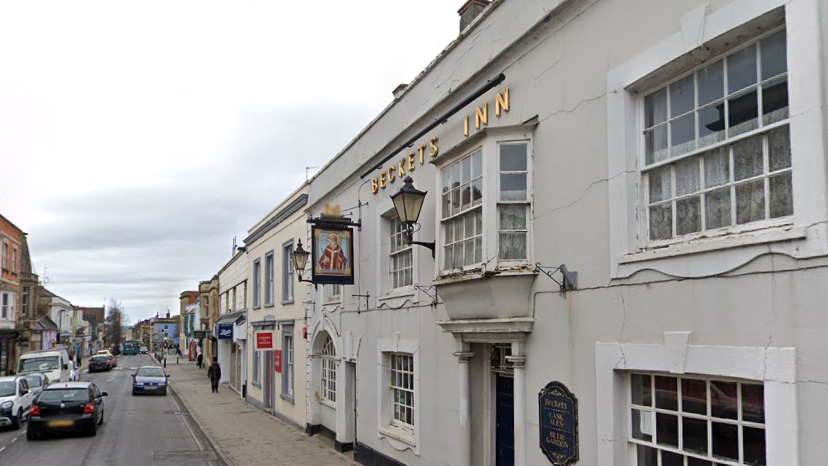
374;197;420;308
376;335;420;455
595;332;797;466
606;0;828;279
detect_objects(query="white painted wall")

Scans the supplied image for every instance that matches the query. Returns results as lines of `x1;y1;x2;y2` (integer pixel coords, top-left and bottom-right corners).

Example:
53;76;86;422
300;0;828;465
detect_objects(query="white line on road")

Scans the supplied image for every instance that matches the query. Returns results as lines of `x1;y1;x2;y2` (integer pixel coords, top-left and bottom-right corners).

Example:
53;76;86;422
10;437;16;443
0;446;5;453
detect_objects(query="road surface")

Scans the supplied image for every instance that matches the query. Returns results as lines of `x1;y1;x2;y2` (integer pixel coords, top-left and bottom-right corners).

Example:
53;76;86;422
0;354;222;466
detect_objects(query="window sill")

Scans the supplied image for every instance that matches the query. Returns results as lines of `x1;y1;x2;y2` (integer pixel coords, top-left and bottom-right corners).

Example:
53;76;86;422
252;306;261;310
280;393;295;404
320;399;336;409
264;303;275;308
378;287;415;302
379;424;416;448
281;299;295;305
322;299;342;306
252;381;261;388
433;267;537;286
620;224;806;265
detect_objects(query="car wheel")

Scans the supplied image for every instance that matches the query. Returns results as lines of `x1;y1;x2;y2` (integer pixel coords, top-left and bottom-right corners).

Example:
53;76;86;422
98;408;104;426
10;408;21;429
26;429;39;441
132;390;138;396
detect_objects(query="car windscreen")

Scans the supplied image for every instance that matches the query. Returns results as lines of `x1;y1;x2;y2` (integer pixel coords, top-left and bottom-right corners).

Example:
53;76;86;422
39;389;89;403
22;375;43;388
19;356;60;372
91;356;108;363
0;381;15;397
137;368;166;377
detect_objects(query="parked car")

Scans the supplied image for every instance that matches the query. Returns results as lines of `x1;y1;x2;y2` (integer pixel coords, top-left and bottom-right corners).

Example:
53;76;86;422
131;366;170;396
88;356;111;373
0;376;34;429
17;347;72;383
139;347;149;354
27;381;107;439
106;355;117;368
20;373;50;399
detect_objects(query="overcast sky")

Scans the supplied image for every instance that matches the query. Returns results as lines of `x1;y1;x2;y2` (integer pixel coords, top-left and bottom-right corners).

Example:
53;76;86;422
0;1;459;323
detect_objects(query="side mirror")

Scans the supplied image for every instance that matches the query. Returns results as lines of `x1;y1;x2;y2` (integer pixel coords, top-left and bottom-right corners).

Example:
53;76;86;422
62;364;69;370
131;374;136;377
101;392;109;397
166;374;171;378
21;389;29;395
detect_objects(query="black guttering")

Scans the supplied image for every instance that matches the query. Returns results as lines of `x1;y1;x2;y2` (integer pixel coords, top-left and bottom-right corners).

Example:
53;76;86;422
243;194;309;245
359;72;505;180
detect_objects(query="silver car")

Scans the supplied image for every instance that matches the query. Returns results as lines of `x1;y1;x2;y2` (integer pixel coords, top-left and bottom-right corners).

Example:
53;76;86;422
20;373;50;399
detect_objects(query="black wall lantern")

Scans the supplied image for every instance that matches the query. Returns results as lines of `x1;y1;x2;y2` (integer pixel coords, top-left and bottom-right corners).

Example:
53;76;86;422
391;176;435;257
290;239;313;283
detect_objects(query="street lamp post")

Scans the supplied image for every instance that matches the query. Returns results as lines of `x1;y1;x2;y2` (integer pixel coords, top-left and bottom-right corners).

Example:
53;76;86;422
390;176;435;257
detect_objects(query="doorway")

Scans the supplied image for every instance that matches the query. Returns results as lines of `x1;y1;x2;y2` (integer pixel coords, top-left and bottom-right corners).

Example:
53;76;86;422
495;374;515;466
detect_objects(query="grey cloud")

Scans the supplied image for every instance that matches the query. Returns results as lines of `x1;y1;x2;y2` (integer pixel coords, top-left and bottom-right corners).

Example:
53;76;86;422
28;103;377;322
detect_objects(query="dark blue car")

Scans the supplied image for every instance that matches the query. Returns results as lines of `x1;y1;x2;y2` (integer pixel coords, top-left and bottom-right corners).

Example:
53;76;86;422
131;366;170;396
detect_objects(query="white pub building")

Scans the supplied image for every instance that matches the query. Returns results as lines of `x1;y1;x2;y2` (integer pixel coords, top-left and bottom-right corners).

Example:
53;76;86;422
298;0;828;465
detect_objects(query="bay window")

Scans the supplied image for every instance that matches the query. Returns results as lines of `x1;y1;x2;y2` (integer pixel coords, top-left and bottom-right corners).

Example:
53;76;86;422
437;131;533;275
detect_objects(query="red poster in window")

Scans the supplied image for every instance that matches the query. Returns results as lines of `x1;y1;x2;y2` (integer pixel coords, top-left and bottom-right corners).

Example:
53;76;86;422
256;331;274;350
274;350;282;373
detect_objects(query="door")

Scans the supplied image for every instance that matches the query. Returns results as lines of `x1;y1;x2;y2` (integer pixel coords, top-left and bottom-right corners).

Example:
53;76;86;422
264;350;274;408
229;344;239;392
495;374;515;466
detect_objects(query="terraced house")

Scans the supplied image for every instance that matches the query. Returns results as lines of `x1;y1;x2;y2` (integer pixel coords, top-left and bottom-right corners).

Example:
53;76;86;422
293;0;827;465
0;213;23;375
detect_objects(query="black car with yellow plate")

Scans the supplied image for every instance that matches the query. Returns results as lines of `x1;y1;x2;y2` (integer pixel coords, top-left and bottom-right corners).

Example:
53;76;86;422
27;381;107;439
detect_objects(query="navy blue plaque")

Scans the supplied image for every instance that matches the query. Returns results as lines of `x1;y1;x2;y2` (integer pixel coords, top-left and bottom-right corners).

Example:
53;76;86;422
539;381;578;465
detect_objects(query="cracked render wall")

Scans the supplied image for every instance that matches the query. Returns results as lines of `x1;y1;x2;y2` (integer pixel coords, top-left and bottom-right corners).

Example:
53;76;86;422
301;0;828;465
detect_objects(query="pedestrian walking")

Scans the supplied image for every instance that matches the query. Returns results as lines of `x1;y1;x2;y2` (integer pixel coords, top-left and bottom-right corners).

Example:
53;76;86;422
207;357;221;393
197;353;204;369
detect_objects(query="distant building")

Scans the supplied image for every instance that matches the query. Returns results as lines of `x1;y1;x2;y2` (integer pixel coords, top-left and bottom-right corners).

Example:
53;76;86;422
0;213;23;375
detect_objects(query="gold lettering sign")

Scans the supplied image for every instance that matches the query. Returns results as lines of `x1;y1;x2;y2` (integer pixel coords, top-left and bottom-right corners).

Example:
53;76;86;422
370;86;511;195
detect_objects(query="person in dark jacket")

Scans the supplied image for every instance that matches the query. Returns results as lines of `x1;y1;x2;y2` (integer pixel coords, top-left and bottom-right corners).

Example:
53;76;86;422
197;353;204;369
207;357;221;393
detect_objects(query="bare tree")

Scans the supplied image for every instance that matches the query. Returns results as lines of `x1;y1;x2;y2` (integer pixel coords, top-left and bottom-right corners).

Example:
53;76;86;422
105;298;127;353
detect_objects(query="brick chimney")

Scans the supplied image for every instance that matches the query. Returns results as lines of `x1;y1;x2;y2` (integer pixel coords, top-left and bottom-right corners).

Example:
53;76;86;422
458;0;490;32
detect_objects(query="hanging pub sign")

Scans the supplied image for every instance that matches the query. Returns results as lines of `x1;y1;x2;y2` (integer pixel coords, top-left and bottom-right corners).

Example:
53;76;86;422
311;224;354;285
539;381;579;466
217;324;233;340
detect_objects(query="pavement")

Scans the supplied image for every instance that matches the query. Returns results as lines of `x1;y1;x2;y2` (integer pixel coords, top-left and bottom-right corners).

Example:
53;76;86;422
0;354;222;466
160;358;360;466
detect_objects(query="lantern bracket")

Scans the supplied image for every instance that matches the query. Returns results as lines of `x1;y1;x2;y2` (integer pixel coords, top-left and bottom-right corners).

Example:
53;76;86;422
413;283;438;307
353;293;371;312
536;263;578;293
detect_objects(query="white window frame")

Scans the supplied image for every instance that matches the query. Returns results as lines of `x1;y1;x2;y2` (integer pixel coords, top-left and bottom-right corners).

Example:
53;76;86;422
595;333;797;466
321;335;337;404
377;336;420;454
374;198;420;307
264;251;274;306
433;127;535;277
627;372;767;465
281;326;294;401
252;259;261;309
388;213;414;290
323;284;342;304
389;353;415;429
252;347;261;386
21;287;28;317
641;28;791;244
11;247;17;273
281;241;294;304
607;0;828;279
0;292;13;320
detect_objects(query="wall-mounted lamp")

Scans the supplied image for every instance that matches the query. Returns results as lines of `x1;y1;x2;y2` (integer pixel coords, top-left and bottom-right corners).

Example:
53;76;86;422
290;239;313;283
391;176;435;258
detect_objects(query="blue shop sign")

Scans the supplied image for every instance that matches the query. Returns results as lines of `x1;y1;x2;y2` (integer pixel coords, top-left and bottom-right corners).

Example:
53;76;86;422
539;381;579;466
217;324;233;340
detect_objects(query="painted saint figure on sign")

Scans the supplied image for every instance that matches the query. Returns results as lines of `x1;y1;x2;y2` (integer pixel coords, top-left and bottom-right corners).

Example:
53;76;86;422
319;232;348;271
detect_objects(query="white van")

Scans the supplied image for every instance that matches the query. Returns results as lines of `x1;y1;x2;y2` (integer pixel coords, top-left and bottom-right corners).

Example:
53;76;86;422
17;347;72;383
